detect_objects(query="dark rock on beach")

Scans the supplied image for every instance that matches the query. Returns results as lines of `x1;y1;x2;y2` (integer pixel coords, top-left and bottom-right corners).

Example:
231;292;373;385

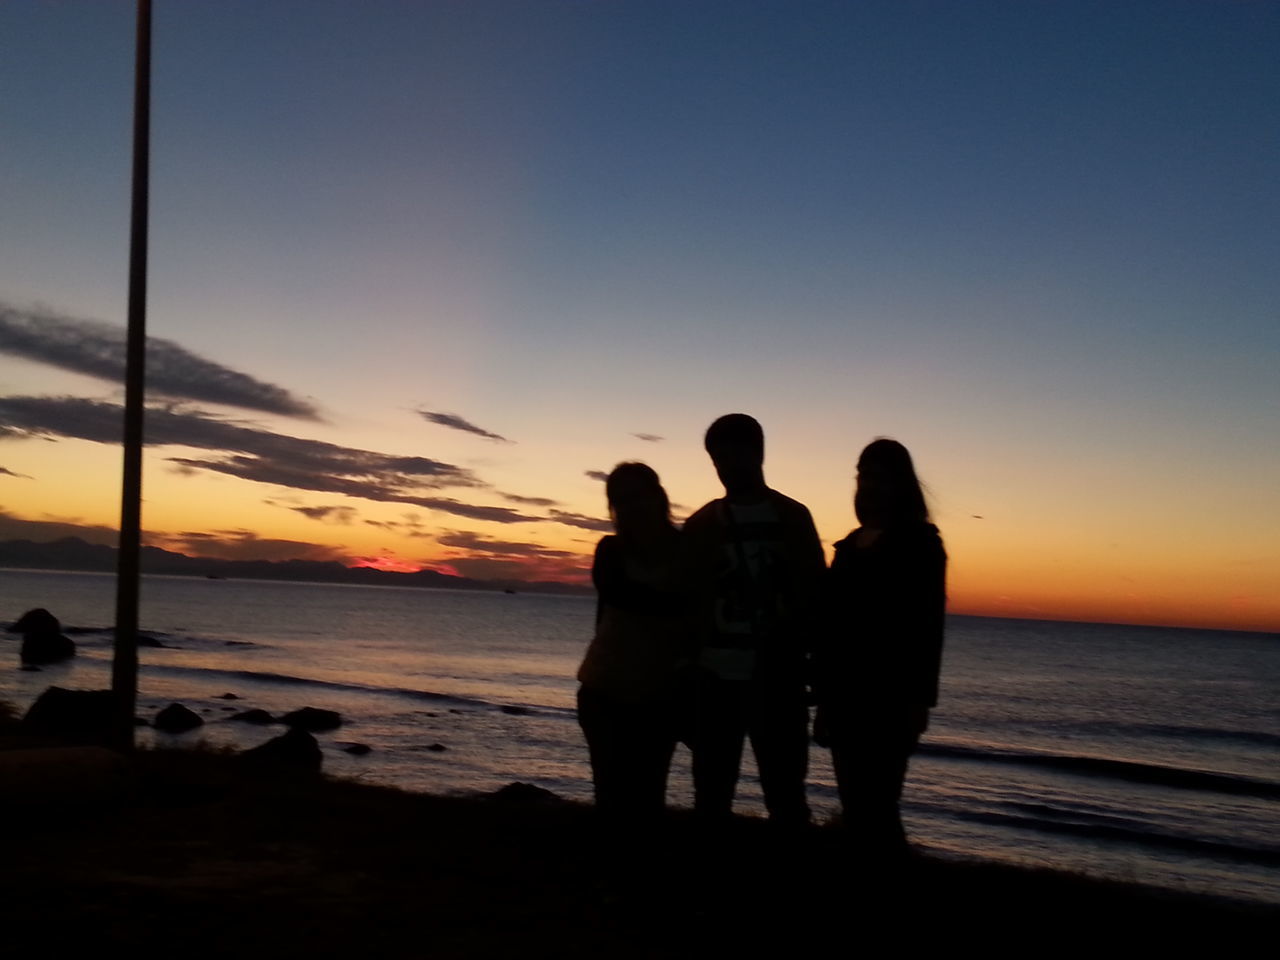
154;703;204;733
427;742;447;752
339;742;372;756
9;608;76;665
281;707;342;732
228;709;276;725
239;728;322;776
485;782;565;807
500;705;529;716
215;693;241;700
21;686;114;744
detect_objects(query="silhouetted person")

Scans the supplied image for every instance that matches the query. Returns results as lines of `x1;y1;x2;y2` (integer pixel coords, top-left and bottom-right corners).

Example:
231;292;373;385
577;462;698;823
684;414;825;826
815;438;946;855
9;607;76;664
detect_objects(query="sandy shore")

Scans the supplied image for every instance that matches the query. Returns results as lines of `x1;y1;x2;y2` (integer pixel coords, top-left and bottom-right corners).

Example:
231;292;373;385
0;734;1272;958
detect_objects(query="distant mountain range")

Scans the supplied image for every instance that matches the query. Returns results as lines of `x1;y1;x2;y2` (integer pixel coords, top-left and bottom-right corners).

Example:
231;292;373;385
0;536;591;596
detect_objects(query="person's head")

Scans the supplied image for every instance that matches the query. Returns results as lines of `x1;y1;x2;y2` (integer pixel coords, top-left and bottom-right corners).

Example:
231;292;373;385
855;438;929;528
704;413;765;496
605;461;673;541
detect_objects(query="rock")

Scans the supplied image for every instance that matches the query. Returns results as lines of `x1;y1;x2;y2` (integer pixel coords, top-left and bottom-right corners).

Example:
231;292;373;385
339;742;372;756
11;608;76;665
22;687;115;744
239;728;322;776
500;705;529;716
153;703;204;733
427;742;447;752
228;709;276;725
486;782;564;807
215;692;241;700
280;707;342;731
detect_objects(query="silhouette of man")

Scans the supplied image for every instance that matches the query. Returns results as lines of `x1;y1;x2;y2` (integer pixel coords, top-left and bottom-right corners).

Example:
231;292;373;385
684;414;825;825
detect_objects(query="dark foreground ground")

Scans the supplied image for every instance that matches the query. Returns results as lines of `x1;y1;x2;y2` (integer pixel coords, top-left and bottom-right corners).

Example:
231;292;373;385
0;740;1273;958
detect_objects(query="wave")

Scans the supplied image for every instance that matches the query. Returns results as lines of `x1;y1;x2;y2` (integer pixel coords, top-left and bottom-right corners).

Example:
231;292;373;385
921;741;1280;800
1056;720;1280;751
941;806;1280;868
132;659;573;717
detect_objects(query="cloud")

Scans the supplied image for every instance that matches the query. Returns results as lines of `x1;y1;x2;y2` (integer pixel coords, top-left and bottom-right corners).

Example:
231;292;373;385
155;529;346;563
0;466;31;479
632;433;664;442
289;504;357;525
417;410;510;443
0;395;543;524
585;470;609;482
0;302;319;419
500;492;561;507
432;529;591;583
362;513;433;538
547;509;612;533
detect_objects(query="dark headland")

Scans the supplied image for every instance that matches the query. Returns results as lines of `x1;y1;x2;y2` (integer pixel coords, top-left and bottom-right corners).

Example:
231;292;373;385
0;710;1271;956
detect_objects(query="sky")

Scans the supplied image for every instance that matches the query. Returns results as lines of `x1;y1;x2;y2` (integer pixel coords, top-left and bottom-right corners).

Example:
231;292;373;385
1;1;1277;632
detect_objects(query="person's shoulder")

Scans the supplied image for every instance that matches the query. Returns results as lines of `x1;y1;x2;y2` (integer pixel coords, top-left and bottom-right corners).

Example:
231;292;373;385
682;499;723;530
765;489;816;523
593;534;619;560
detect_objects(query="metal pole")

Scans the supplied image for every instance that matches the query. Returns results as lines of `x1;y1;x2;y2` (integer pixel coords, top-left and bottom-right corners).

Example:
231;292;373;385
112;0;151;750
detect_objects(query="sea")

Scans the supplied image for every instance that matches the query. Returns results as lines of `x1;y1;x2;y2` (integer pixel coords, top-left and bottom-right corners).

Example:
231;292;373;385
2;567;1277;907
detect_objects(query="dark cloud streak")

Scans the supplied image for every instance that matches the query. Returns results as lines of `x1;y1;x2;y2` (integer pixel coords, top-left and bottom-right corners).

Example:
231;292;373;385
417;409;510;443
0;395;543;525
0;303;319;419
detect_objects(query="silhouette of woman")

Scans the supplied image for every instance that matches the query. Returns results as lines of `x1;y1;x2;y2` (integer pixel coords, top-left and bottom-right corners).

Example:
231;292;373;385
577;462;697;822
815;438;946;854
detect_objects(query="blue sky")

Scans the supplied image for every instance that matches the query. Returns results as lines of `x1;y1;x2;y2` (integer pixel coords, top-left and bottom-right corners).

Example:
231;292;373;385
1;1;1277;628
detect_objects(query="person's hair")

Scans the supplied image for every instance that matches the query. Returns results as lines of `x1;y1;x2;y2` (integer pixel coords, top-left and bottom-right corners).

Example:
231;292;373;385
704;413;764;459
855;438;930;527
605;461;672;536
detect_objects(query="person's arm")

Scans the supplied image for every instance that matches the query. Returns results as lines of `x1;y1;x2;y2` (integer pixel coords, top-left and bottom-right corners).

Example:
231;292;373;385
901;527;947;708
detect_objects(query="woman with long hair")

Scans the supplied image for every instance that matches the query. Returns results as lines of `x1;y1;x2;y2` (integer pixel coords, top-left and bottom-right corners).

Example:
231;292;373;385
577;462;697;823
816;438;947;854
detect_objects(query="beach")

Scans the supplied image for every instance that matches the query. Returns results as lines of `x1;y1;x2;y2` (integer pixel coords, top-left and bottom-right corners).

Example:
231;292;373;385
0;739;1273;957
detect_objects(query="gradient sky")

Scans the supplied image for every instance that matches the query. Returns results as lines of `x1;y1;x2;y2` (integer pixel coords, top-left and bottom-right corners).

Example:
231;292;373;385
1;1;1277;631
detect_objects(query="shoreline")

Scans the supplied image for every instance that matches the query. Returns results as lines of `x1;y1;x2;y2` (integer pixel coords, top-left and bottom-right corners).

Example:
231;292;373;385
0;739;1273;953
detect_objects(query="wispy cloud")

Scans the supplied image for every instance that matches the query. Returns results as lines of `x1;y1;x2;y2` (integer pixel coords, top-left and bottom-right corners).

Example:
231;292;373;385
547;509;612;533
0;395;542;525
585;470;609;482
417;409;510;443
632;433;664;442
363;513;433;538
433;529;590;583
0;303;319;419
0;466;31;479
288;504;357;525
500;492;560;507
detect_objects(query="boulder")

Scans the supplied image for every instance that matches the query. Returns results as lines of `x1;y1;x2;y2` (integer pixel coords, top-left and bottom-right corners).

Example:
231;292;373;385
485;782;565;807
11;608;76;665
280;707;342;731
238;728;322;776
339;742;372;756
427;742;448;752
153;703;204;733
21;687;115;744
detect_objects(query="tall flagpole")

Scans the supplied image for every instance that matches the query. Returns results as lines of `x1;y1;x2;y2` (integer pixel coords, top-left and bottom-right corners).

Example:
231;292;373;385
112;0;152;750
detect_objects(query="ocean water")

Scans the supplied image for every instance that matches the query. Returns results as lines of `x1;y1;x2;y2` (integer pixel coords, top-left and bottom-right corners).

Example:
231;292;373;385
2;568;1277;906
